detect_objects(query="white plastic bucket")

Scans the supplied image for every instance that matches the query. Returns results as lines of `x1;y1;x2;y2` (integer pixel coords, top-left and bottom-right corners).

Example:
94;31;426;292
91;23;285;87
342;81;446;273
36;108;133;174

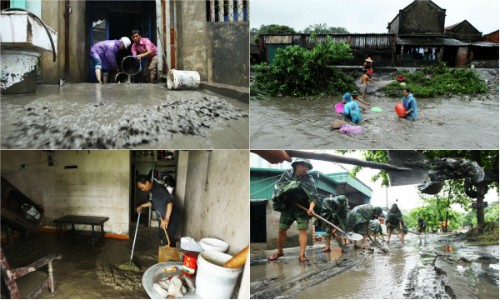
195;251;243;299
167;69;200;90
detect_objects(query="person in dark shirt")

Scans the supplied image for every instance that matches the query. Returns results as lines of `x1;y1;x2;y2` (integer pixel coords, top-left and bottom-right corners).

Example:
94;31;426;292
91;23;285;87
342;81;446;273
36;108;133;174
136;175;180;246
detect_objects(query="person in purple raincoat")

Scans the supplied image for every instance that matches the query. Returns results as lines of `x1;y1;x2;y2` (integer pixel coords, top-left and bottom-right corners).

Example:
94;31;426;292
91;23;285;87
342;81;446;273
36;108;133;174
90;37;131;83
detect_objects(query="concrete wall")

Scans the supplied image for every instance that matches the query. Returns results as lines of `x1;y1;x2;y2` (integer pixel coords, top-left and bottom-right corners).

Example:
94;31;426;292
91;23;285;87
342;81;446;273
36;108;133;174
208;22;249;87
179;151;249;255
1;150;130;235
265;201;312;250
40;0;63;84
399;2;445;35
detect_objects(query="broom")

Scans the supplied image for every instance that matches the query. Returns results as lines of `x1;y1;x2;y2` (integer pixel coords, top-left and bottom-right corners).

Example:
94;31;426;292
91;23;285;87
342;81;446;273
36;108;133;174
118;212;141;272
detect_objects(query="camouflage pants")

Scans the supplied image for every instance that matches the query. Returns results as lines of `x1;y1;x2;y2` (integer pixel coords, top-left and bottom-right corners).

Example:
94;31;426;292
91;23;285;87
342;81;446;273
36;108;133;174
279;209;309;230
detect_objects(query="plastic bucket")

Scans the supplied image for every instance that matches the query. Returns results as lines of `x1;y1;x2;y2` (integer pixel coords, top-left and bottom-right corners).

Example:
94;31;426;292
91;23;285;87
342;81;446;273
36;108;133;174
121;56;142;76
195;251;242;299
115;72;130;83
334;102;344;114
395;102;406;118
167;69;200;90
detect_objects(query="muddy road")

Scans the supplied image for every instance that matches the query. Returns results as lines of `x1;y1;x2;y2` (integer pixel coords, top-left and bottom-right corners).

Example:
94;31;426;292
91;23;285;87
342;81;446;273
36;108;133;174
250;93;498;149
1;83;249;149
250;233;499;299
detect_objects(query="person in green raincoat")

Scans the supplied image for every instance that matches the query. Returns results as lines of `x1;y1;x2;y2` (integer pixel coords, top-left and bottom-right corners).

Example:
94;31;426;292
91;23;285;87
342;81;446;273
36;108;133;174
320;195;350;253
346;204;383;249
386;203;408;244
369;219;385;243
268;158;319;263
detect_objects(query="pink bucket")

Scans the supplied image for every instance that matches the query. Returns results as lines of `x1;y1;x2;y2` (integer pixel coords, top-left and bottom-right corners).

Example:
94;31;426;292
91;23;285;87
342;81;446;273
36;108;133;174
334;102;344;114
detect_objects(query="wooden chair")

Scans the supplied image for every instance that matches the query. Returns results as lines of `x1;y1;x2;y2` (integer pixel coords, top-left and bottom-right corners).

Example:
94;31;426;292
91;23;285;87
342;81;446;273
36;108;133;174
0;247;61;299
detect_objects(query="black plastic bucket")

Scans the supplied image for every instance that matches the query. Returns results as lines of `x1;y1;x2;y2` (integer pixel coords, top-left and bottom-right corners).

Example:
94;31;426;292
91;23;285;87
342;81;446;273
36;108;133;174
121;56;142;75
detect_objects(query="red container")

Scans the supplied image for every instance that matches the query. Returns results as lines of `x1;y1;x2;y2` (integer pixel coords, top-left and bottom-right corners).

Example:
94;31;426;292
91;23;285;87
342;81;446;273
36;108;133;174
182;252;199;277
395;102;406;118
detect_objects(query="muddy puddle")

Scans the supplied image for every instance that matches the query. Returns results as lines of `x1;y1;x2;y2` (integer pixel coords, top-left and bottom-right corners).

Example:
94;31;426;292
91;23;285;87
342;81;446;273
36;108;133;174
1;83;249;149
251;233;499;299
250;93;498;149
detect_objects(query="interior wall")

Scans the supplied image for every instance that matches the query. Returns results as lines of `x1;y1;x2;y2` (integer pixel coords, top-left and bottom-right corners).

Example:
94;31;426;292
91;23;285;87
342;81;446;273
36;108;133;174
1;150;130;235
181;150;249;255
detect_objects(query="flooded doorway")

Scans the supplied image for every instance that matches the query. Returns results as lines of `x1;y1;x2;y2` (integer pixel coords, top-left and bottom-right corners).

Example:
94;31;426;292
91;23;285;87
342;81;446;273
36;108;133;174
87;0;156;82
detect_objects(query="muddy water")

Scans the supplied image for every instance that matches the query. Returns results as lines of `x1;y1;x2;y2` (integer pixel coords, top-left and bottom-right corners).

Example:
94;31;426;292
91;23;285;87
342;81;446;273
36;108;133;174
1;83;248;149
250;94;498;149
292;234;499;299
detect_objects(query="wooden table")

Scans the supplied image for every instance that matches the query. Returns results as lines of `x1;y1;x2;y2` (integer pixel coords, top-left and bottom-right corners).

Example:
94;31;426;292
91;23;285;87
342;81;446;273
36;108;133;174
53;215;109;246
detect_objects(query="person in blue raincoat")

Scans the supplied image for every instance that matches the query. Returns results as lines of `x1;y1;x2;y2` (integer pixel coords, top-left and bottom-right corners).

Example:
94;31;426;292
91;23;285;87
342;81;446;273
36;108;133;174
341;92;363;124
401;88;418;121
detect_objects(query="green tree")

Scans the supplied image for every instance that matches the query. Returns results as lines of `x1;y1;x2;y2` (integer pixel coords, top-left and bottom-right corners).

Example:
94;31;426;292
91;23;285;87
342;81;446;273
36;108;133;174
251;24;296;43
303;23;349;34
349;151;499;226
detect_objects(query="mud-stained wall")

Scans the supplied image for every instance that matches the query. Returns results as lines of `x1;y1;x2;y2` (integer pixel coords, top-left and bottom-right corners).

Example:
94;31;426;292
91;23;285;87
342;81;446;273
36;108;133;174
208;22;249;87
40;1;86;84
175;1;208;80
0;151;130;235
265;201;312;249
180;151;249;255
398;1;445;36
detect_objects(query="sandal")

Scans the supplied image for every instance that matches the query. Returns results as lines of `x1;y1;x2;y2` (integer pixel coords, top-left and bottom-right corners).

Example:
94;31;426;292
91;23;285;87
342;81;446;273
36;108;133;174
322;247;331;253
298;256;309;263
267;252;284;261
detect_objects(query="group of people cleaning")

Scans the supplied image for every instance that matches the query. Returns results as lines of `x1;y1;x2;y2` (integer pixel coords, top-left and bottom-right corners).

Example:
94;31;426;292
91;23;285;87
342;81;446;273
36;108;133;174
268;157;421;263
339;57;418;125
89;30;158;84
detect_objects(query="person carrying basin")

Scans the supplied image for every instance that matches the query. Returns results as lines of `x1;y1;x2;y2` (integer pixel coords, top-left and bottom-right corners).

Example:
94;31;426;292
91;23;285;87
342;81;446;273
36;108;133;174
401;88;418;121
345;204;383;249
268;158;319;263
131;29;158;83
90;37;131;84
341;92;365;124
320;195;350;253
386;203;408;244
136;175;180;247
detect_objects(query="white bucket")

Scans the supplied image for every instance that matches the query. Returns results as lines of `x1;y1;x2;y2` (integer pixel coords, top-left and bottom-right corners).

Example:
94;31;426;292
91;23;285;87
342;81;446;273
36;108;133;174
195;251;243;299
167;69;200;90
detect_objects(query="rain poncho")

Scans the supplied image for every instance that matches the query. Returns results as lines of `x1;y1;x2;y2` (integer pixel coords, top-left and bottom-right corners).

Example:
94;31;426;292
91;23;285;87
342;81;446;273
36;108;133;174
402;93;418;121
90;40;122;70
272;169;319;213
369;219;382;234
386;207;408;233
346;204;378;234
341;93;362;124
320;196;349;230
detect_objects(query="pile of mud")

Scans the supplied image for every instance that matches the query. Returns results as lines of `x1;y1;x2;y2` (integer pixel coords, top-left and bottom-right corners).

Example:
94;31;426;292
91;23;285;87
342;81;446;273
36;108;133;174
2;96;248;148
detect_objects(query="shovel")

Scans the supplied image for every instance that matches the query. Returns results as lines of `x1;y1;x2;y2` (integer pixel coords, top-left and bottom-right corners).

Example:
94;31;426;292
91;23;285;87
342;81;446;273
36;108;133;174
294;203;363;242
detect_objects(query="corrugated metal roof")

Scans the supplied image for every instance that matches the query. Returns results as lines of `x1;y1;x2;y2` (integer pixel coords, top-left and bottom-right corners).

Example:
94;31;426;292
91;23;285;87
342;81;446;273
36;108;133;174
264;35;293;44
469;41;499;47
397;37;468;46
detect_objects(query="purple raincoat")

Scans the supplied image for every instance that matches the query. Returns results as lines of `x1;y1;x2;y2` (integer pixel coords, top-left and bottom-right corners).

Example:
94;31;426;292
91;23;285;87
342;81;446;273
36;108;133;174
90;40;122;70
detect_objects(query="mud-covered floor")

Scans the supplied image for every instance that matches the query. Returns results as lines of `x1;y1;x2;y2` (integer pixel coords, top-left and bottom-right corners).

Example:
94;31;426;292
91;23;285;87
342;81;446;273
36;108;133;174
250;232;499;299
1;83;249;149
1;224;167;298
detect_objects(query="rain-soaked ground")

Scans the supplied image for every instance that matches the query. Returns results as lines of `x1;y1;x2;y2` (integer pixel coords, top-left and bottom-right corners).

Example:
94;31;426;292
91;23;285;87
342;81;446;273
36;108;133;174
250;68;499;149
250;232;499;299
1;225;165;298
1;83;249;149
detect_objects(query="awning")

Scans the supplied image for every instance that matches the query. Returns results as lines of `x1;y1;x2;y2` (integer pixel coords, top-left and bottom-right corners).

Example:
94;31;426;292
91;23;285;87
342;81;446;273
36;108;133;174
468;41;499;47
397;37;468;46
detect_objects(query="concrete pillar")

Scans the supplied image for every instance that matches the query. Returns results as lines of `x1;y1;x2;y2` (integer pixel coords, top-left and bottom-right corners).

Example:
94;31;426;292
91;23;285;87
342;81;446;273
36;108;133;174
237;0;243;22
218;0;224;22
228;0;234;22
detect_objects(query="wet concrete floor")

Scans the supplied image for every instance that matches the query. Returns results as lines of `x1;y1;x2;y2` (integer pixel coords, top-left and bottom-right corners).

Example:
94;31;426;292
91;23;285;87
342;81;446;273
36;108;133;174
250;233;499;299
250;93;498;149
1;225;166;298
1;83;249;149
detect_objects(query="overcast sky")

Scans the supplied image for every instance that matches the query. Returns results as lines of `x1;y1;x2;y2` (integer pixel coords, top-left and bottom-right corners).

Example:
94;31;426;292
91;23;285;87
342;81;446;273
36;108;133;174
250;0;499;35
250;151;498;213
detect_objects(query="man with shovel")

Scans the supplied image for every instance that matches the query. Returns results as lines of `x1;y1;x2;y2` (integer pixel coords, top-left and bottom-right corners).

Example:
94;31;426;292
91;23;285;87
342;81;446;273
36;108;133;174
320;195;350;253
131;30;158;83
268;158;319;263
386;203;408;244
346;204;383;249
136;175;180;247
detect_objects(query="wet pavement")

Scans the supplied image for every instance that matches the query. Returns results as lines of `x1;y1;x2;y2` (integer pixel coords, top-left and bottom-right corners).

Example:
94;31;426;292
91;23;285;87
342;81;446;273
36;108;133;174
1;83;249;149
250;232;499;299
1;225;164;298
250;92;498;149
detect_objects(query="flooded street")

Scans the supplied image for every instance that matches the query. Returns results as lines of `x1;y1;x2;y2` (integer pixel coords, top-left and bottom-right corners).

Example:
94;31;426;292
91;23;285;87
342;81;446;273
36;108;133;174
250;94;498;149
1;83;248;149
250;233;499;299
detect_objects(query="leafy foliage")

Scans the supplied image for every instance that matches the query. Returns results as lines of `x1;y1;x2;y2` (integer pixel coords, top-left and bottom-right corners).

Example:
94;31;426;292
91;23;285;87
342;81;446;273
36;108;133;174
303;23;349;34
250;24;296;43
252;37;357;98
383;64;488;97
